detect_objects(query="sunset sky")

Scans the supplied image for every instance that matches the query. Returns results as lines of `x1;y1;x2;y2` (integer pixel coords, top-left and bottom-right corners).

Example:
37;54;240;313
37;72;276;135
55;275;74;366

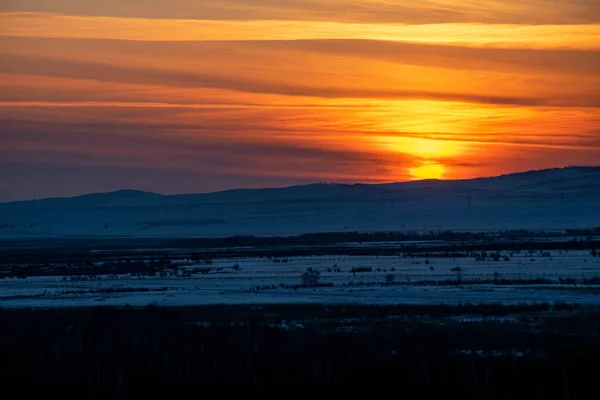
1;0;599;201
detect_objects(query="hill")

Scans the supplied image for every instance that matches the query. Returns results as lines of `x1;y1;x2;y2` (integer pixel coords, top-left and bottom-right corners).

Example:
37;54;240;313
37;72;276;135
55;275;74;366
1;166;599;237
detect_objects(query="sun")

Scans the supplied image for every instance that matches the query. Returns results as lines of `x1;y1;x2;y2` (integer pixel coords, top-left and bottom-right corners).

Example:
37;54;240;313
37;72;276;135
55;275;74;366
369;136;465;181
409;163;445;180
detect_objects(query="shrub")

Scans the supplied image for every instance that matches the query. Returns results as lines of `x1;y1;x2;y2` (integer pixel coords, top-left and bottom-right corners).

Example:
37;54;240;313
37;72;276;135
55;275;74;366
301;268;321;287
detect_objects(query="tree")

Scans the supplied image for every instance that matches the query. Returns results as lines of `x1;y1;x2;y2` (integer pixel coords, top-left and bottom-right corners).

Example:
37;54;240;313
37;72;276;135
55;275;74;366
493;271;501;284
451;266;463;285
301;268;320;287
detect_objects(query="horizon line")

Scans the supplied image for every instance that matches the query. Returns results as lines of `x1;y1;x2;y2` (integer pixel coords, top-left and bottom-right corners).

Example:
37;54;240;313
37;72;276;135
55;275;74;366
2;164;599;204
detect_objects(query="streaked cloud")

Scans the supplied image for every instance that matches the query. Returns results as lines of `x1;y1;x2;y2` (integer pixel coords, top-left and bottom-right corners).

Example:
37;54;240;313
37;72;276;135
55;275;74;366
2;38;599;107
1;1;598;24
2;12;599;49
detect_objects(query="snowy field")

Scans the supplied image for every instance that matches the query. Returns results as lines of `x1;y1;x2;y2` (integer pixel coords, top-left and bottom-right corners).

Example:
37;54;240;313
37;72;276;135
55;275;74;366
1;200;599;238
2;250;599;308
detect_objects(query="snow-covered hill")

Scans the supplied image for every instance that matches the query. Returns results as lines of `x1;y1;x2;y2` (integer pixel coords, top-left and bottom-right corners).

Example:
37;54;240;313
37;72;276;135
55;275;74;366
1;167;599;238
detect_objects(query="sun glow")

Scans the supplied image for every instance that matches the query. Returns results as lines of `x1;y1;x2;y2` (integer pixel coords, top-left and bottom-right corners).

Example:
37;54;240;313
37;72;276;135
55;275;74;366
409;163;446;180
370;136;468;180
373;136;466;158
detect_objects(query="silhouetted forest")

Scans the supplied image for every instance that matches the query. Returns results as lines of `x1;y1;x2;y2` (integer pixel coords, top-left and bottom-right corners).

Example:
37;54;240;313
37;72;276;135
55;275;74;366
0;305;598;397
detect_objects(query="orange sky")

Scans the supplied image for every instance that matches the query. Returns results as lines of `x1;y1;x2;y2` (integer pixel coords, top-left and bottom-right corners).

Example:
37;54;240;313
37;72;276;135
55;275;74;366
0;0;599;200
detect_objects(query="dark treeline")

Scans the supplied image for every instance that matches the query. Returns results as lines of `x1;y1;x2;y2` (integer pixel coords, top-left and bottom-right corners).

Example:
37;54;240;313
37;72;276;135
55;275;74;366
2;227;600;253
0;305;599;397
140;227;600;247
190;238;600;260
3;258;176;279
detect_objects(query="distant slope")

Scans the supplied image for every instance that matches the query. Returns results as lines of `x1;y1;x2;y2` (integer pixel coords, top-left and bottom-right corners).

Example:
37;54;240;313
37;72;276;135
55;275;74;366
8;190;164;209
1;166;599;237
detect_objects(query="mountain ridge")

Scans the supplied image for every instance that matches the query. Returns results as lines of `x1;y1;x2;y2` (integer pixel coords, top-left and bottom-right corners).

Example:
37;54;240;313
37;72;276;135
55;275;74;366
1;166;598;237
3;166;600;208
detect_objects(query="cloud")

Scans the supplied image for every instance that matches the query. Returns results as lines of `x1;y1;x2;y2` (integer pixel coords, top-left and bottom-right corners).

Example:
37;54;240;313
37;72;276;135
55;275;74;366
2;35;599;110
1;1;598;24
0;118;413;184
2;51;599;108
2;12;599;50
255;39;600;77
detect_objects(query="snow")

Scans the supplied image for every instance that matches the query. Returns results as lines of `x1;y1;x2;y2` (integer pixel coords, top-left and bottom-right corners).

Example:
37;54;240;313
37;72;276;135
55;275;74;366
2;250;599;308
1;167;599;307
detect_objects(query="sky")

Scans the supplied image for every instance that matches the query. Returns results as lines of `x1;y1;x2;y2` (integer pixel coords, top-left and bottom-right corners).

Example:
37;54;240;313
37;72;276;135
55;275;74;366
1;0;599;201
